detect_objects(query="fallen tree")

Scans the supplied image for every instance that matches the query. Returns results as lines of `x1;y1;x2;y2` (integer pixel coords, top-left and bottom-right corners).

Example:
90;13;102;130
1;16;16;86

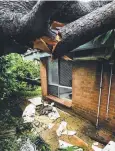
0;1;57;55
0;1;114;56
53;1;115;58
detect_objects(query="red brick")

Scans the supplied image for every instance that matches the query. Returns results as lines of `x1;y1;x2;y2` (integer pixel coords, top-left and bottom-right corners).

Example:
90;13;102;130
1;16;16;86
72;61;115;129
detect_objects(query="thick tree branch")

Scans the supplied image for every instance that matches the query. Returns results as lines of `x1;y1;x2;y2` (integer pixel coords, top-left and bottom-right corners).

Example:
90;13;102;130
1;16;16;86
0;1;113;56
53;1;115;59
0;1;57;55
17;76;41;86
14;1;57;45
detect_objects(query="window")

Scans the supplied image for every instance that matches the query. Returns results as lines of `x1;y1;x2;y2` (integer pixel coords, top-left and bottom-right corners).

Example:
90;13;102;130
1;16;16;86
47;58;72;100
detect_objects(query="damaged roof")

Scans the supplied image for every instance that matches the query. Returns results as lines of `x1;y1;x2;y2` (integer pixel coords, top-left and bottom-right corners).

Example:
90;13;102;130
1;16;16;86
24;21;115;61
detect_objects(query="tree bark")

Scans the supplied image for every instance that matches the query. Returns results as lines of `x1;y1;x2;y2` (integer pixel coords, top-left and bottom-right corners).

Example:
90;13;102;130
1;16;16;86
53;1;115;59
15;1;57;45
51;1;112;23
0;1;113;56
0;1;57;55
17;76;41;86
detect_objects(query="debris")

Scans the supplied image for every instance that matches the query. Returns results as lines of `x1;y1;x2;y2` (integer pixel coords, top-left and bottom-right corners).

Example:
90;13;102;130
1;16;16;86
92;141;103;151
92;145;102;151
39;102;60;120
93;142;99;146
48;107;60;120
39;105;53;115
61;130;76;135
60;135;88;149
48;123;55;129
28;97;42;106
56;121;76;137
20;138;37;151
59;140;83;151
56;121;67;137
102;141;115;151
22;104;36;123
59;140;73;148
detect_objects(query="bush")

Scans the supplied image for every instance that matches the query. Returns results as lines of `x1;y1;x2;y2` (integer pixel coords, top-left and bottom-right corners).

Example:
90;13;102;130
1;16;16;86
0;53;41;102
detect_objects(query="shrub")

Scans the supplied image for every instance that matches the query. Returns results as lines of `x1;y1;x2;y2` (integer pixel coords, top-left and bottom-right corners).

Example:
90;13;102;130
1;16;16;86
0;53;41;102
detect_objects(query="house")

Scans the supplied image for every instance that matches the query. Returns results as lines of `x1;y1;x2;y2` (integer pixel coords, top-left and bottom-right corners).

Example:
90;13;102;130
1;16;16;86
23;20;115;130
39;31;115;131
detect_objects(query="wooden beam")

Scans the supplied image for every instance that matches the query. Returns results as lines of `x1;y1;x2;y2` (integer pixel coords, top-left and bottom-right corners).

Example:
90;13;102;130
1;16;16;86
46;95;72;108
40;58;48;97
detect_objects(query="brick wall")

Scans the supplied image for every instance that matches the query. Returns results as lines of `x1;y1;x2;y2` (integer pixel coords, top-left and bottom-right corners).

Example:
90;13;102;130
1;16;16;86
40;58;115;130
72;61;115;130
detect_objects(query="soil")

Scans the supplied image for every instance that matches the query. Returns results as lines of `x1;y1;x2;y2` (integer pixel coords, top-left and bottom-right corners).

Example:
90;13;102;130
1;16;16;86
33;105;96;151
4;99;114;151
32;103;115;151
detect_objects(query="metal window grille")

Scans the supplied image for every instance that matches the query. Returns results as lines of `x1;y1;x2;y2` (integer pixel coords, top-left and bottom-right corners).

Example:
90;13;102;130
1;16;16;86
47;58;59;85
59;59;72;87
47;58;72;99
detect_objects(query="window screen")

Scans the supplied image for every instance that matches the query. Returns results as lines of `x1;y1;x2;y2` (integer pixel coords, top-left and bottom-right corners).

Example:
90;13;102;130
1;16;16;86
47;58;59;84
59;59;72;87
47;58;72;100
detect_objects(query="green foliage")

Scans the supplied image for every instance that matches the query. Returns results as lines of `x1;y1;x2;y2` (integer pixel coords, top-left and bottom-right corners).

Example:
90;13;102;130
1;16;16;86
0;53;41;101
0;108;51;151
34;136;51;151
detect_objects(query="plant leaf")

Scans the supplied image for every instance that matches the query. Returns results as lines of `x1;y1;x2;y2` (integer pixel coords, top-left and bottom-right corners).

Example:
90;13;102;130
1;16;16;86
101;30;113;44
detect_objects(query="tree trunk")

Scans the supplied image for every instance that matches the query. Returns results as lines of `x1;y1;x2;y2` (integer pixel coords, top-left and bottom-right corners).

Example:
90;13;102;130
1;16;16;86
0;1;58;55
51;1;112;23
17;76;41;86
15;1;58;45
53;1;115;59
0;1;113;56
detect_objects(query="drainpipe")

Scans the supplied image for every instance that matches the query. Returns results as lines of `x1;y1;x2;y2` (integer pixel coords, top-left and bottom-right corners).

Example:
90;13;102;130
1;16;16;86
106;61;114;120
96;63;103;128
58;59;60;98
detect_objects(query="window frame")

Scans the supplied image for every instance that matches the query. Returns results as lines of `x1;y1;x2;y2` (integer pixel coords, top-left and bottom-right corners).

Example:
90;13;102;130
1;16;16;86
47;57;72;99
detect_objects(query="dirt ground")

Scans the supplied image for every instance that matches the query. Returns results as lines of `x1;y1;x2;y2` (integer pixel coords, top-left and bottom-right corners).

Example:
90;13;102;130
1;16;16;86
21;100;115;151
33;105;97;151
